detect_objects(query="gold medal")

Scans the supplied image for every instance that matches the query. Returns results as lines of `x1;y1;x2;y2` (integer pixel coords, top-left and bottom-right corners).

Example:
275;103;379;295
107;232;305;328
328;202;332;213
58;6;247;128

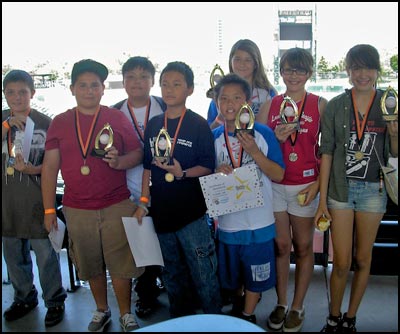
165;172;174;182
6;166;15;176
81;165;90;175
354;151;364;161
289;152;298;162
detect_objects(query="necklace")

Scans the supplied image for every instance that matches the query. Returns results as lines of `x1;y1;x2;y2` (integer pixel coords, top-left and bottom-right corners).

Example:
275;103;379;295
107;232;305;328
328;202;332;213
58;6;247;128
162;108;187;182
350;89;376;160
75;107;101;175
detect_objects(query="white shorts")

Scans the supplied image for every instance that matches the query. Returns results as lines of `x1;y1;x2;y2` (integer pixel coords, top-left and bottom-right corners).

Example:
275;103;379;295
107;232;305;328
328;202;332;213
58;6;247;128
272;182;319;218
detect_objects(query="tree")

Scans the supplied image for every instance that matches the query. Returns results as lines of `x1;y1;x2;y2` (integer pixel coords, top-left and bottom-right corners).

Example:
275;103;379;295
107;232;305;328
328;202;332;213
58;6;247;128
389;54;398;73
317;56;330;78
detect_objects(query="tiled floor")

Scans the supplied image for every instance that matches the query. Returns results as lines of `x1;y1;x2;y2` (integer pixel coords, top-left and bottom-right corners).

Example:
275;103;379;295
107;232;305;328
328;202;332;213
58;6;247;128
2;249;398;332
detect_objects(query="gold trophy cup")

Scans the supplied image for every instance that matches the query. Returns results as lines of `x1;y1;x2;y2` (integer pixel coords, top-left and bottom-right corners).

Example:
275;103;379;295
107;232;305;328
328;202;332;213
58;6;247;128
380;86;398;121
279;96;300;131
207;64;225;100
234;103;255;136
209;64;224;89
91;123;114;158
154;128;172;165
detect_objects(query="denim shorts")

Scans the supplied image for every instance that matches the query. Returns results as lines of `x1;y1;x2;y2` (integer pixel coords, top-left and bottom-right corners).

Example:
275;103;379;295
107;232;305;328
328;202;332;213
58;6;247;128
328;179;387;213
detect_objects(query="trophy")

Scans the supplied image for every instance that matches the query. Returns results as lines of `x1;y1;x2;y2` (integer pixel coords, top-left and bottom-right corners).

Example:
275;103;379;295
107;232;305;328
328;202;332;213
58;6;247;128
209;64;224;89
91;123;114;158
380;86;398;121
234;103;255;136
279;96;300;131
207;64;225;99
154;128;172;165
6;131;23;176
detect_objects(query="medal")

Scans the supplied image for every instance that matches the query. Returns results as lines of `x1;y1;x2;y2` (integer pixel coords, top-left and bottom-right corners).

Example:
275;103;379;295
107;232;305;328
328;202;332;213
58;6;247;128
81;165;90;175
6;166;15;176
354;151;364;161
165;172;174;182
289;152;298;162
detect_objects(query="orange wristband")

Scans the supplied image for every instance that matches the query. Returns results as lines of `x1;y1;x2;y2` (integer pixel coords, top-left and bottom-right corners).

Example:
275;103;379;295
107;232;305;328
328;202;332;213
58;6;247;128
44;208;56;215
2;120;10;130
139;196;149;204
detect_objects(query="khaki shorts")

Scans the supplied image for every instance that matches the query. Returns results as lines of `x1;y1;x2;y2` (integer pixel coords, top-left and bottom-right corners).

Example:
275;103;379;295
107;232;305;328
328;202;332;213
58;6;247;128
63;199;144;281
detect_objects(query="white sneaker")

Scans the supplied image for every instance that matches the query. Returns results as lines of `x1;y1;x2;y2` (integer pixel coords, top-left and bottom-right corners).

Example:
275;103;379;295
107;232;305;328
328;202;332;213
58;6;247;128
88;308;111;332
120;312;139;332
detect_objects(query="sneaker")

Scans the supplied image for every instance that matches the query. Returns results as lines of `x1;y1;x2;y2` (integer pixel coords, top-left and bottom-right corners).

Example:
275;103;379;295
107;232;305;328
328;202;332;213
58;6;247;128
120;312;139;332
321;314;342;333
342;313;357;333
3;300;39;321
239;312;257;324
267;304;288;330
88;309;111;332
283;307;305;332
135;299;157;318
45;303;65;327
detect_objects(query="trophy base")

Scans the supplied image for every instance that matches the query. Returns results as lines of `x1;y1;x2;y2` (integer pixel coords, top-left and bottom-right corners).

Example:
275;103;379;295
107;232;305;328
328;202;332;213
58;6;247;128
234;128;255;137
91;149;107;158
153;156;171;165
284;122;300;131
383;115;398;122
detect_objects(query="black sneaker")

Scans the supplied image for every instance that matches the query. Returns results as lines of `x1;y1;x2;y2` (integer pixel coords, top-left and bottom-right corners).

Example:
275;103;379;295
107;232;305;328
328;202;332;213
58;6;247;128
229;294;245;317
3;300;39;321
45;304;65;327
135;299;157;318
239;312;257;324
341;313;357;333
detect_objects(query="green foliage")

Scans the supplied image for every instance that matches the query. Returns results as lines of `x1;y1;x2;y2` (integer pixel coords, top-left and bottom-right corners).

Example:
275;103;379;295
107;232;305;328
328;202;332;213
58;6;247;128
390;55;398;72
317;56;329;73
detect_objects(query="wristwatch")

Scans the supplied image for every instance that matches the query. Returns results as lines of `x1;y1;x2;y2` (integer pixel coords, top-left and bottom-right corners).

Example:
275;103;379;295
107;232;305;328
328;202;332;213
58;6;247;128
176;170;187;181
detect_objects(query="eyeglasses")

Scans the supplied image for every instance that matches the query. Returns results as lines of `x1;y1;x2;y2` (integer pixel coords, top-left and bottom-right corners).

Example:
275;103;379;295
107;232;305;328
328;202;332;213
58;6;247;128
281;68;308;76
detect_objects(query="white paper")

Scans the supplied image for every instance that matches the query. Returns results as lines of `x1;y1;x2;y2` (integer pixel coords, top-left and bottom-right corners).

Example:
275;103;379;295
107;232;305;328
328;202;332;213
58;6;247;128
48;217;66;253
199;164;264;218
122;216;164;267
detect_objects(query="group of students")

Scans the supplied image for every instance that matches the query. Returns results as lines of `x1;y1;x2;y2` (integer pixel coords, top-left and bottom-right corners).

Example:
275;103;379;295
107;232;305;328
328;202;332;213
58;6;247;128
2;39;398;333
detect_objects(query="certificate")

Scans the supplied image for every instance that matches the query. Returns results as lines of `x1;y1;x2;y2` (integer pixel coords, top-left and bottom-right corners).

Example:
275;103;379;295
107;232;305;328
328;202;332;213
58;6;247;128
199;164;264;218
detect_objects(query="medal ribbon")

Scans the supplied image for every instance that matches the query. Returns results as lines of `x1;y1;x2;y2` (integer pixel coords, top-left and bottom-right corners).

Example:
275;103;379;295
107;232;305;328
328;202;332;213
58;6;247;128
163;108;187;158
351;89;376;143
75;106;101;160
224;125;243;168
287;92;307;146
127;99;151;143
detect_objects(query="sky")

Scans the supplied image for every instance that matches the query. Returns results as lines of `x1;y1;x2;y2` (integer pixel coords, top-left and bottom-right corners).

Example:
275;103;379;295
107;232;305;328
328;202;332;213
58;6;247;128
2;2;398;117
2;2;398;74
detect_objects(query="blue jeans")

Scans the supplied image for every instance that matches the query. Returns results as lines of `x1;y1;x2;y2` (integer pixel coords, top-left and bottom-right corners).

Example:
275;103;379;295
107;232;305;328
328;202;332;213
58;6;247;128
2;237;67;308
157;215;222;318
